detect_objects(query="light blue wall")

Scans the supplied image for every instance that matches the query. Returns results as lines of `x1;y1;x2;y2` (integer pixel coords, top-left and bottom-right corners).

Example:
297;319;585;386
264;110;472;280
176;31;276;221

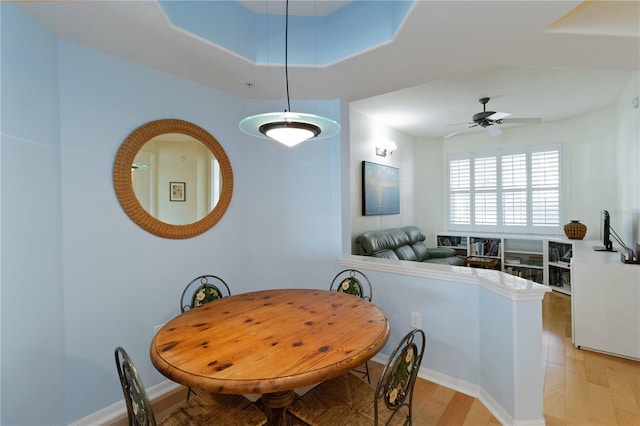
0;3;66;425
361;270;481;382
2;4;343;423
345;265;545;422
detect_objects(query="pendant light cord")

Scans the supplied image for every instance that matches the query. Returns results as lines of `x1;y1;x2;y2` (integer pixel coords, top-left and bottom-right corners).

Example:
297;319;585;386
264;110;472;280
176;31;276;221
285;0;291;112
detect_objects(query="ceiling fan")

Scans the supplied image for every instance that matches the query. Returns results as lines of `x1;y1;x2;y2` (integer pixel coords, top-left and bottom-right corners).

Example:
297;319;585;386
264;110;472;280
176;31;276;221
444;97;542;139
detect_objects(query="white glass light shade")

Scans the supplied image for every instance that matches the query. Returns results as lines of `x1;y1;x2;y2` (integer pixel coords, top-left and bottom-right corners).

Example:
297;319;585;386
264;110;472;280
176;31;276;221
259;121;320;147
239;112;340;147
485;124;503;136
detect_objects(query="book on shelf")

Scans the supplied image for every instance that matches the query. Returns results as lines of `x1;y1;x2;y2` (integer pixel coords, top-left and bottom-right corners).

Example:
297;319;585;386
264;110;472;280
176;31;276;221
486;240;501;257
441;237;452;246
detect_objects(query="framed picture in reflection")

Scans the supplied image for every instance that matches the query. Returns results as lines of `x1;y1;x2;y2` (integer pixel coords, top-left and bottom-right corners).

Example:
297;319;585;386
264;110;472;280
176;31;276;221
170;182;186;202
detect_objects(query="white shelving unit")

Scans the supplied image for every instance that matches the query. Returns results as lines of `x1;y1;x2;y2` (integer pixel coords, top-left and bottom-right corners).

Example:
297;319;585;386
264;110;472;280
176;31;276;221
437;232;573;294
469;236;501;258
546;239;573;295
504;238;544;285
436;235;468;256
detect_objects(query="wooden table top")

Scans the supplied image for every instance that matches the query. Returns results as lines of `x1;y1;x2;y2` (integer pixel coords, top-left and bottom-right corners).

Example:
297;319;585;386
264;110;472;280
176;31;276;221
150;288;389;395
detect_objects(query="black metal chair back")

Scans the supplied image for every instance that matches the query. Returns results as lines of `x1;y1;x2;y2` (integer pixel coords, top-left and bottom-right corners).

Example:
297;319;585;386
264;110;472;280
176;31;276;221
329;269;372;302
374;328;426;425
329;268;373;382
115;347;156;426
180;275;231;313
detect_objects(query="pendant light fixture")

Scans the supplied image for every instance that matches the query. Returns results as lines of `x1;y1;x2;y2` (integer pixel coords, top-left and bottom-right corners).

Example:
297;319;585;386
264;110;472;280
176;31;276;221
239;0;340;147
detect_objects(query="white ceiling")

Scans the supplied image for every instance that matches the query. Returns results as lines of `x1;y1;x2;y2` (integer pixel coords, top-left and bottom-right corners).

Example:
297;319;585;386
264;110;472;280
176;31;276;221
17;1;640;139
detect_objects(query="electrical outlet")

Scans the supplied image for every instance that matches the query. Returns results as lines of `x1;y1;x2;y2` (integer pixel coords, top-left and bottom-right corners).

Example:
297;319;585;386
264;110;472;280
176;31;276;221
153;323;165;334
410;312;421;328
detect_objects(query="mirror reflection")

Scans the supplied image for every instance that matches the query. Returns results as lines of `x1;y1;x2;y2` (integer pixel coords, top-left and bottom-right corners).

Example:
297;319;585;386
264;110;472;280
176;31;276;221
113;118;233;239
131;133;222;225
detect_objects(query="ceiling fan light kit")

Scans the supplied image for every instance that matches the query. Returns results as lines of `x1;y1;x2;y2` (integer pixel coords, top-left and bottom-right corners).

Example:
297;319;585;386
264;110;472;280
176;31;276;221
239;0;340;147
444;97;542;139
484;124;503;136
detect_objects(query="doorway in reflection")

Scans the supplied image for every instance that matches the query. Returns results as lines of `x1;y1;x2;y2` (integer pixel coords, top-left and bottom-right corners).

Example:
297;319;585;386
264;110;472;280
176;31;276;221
132;133;221;225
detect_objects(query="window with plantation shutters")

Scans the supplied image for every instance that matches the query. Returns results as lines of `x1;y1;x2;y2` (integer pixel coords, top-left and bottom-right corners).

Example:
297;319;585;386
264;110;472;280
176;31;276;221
446;144;561;233
448;158;471;225
474;156;497;226
502;153;527;227
531;150;560;228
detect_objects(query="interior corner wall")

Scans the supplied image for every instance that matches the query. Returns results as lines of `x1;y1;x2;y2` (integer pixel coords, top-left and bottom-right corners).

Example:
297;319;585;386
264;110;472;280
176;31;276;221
57;37;343;423
617;72;640;247
0;3;66;425
349;109;416;252
412;137;445;244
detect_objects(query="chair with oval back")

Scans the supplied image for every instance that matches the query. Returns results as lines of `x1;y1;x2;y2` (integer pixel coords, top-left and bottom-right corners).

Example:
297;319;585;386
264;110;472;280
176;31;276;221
180;275;231;313
115;346;268;426
288;328;426;426
329;268;372;302
329;269;373;382
179;275;231;400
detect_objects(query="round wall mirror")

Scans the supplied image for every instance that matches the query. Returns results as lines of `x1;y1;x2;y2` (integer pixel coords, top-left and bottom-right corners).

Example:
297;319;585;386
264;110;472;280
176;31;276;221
113;119;233;239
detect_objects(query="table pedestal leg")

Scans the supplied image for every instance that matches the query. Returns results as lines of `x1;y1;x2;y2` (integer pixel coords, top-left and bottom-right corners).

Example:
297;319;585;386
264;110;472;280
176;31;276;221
261;390;296;426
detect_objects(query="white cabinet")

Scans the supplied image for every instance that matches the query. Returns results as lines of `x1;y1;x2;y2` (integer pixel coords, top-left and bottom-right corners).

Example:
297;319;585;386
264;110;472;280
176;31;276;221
572;240;640;360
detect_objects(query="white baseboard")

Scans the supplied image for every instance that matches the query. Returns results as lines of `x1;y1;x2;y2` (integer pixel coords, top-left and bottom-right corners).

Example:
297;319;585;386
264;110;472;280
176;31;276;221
74;358;545;426
370;354;545;426
70;380;181;425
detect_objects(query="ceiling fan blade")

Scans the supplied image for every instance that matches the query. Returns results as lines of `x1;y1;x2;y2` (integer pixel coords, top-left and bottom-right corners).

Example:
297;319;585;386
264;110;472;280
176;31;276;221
498;117;542;124
487;112;510;121
443;130;462;139
484;124;503;136
441;122;473;127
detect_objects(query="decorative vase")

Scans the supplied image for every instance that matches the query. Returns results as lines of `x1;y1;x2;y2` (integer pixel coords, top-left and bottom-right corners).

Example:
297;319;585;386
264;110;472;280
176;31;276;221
564;220;587;240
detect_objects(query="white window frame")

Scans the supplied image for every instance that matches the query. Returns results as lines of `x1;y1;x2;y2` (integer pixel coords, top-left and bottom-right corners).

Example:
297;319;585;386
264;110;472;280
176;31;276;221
446;143;563;235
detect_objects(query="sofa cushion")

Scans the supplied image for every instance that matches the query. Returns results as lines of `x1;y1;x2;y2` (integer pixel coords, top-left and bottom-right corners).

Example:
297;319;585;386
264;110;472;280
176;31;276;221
424;256;464;266
356;228;409;256
402;226;426;244
395;245;418;261
373;250;399;260
410;242;431;261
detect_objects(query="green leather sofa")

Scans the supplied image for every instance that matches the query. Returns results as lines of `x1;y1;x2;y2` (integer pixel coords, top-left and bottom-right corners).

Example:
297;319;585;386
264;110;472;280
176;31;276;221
355;226;465;266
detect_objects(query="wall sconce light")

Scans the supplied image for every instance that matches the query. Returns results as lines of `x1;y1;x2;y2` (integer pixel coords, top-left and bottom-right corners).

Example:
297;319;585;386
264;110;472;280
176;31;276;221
375;141;397;157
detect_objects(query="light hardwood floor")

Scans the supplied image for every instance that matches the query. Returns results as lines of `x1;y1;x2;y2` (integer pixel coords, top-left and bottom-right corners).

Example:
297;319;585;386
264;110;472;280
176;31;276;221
542;291;639;426
109;291;639;425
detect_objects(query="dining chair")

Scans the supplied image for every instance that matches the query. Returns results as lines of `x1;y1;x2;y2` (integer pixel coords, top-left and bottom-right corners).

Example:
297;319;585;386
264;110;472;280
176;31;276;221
114;346;268;426
329;268;372;301
329;268;373;383
179;274;231;400
180;274;231;313
288;328;426;426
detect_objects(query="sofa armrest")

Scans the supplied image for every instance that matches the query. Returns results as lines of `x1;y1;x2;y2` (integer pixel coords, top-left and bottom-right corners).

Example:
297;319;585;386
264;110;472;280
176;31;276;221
427;247;457;258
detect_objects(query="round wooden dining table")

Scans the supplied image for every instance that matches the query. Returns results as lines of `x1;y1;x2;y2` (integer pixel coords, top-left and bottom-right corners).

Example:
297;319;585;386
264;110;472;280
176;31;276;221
150;288;389;425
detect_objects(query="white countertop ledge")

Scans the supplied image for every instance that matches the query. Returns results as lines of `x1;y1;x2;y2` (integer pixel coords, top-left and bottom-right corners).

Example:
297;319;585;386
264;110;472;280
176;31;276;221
340;255;550;302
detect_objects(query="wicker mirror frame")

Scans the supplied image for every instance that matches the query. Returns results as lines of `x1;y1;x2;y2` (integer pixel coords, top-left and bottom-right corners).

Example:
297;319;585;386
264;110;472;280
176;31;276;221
113;119;233;239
